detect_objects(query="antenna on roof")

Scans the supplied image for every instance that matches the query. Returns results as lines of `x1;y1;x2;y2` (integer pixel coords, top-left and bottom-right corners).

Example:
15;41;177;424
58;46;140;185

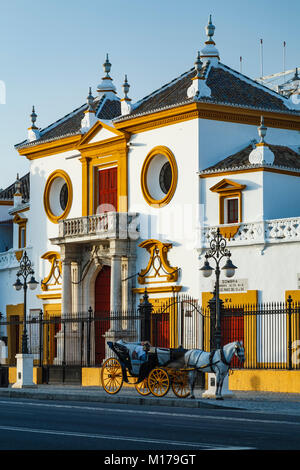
260;39;263;79
283;41;286;84
240;56;242;74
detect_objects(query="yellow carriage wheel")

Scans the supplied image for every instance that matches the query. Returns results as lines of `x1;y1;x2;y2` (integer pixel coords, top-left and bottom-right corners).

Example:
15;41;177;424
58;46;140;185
101;357;123;394
135;378;151;396
171;371;190;398
148;368;170;397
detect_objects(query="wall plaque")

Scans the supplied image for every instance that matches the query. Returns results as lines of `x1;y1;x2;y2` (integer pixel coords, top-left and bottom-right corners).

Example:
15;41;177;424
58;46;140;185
212;278;248;293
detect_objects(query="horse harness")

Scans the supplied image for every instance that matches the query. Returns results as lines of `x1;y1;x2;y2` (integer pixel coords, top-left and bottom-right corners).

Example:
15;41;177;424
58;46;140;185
190;348;231;372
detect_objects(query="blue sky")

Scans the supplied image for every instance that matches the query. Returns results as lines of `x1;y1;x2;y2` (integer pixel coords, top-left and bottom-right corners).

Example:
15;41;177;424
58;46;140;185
0;0;299;189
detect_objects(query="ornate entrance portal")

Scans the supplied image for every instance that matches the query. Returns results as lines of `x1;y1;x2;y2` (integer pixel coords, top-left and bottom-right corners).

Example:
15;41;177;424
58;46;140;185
94;266;111;364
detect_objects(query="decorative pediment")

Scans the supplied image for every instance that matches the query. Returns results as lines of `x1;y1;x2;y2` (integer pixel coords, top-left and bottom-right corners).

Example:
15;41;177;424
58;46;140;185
41;251;62;291
138;239;178;285
78;120;127;147
209;178;246;193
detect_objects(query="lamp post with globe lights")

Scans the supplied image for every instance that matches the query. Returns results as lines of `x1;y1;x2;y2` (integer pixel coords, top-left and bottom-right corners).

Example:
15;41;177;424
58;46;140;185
13;251;38;354
200;228;237;350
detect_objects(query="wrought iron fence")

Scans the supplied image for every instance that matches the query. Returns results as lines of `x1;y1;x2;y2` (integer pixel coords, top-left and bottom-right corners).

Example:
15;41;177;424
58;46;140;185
220;298;300;370
0;295;299;371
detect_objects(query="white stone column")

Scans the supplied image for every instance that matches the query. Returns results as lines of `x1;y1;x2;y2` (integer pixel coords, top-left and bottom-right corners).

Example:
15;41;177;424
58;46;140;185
110;255;122;312
61;259;72;318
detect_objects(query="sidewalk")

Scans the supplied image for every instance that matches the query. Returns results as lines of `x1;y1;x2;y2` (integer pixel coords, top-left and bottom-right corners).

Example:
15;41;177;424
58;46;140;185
1;384;300;416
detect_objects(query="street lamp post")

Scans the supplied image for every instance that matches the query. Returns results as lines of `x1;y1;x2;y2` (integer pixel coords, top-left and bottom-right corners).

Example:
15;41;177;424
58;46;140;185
200;228;237;350
13;251;38;354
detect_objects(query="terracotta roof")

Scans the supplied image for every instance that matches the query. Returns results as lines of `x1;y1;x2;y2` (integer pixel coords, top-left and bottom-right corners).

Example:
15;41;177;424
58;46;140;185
200;144;300;174
0;172;30;201
115;62;298;121
15;97;121;150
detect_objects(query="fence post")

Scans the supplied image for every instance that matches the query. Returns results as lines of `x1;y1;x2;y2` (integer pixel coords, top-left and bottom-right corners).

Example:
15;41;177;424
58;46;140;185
287;295;293;370
139;289;153;342
208;290;224;350
61;320;66;383
87;306;92;367
39;309;43;367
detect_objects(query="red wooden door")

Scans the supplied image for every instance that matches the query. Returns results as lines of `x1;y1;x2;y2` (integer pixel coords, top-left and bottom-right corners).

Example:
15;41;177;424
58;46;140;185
98;167;117;213
94;266;111;364
221;308;244;368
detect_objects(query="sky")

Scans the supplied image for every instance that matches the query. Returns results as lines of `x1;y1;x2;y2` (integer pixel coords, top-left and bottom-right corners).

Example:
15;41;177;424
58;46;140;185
0;0;299;189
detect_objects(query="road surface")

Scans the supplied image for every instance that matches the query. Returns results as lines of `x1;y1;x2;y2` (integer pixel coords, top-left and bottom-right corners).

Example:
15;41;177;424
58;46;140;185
0;397;299;452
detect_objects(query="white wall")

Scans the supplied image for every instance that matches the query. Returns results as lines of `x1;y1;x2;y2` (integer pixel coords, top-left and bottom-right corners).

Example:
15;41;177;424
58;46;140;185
199;118;300;170
199;241;300;304
27;149;82;308
128;119;201;300
263;172;300;220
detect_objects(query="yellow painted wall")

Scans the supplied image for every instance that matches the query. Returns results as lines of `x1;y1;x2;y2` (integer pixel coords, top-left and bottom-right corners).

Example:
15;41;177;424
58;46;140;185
229;369;300;393
9;367;43;384
82;368;102;387
82;367;136;388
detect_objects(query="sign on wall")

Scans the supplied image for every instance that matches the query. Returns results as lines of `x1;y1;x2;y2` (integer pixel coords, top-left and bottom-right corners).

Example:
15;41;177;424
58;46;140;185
212;278;248;293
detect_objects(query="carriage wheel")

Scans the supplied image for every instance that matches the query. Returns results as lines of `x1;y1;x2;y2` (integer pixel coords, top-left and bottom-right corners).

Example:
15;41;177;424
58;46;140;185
148;368;170;397
101;357;123;394
171;371;190;398
135;378;151;396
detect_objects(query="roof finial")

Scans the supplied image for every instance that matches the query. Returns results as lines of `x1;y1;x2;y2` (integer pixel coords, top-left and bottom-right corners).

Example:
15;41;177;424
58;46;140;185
14;173;22;197
249;115;274;165
87;86;94;111
28;105;41;142
103;53;112;78
97;53;118;99
31;106;37;128
121;74;132;116
122;75;130;99
81;87;97;132
187;50;211;99
205;14;215;42
258;116;267;143
200;15;220;66
194;51;203;78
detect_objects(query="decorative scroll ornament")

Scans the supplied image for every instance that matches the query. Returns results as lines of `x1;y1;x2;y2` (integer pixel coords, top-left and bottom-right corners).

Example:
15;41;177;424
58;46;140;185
138;239;178;285
41;251;62;291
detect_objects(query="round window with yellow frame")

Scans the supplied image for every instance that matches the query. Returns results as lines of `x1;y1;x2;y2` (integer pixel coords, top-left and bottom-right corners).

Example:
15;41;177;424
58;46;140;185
141;146;178;208
43;170;73;223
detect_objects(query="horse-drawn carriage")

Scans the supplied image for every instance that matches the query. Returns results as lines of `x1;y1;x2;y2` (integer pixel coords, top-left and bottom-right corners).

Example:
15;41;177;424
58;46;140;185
101;339;245;399
101;340;191;398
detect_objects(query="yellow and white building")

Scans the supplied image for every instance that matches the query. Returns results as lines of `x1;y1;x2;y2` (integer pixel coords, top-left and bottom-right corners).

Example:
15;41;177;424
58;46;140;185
1;17;300;390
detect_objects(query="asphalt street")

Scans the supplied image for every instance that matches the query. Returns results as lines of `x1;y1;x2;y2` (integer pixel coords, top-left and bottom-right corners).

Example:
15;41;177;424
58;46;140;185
0;397;300;452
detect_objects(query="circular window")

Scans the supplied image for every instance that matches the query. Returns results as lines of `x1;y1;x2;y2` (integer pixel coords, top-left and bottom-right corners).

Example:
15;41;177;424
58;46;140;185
141;146;177;207
44;170;73;223
159;162;172;194
59;183;69;211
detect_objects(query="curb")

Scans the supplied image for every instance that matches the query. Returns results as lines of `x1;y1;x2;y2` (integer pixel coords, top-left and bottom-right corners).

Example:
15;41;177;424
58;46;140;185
0;388;237;410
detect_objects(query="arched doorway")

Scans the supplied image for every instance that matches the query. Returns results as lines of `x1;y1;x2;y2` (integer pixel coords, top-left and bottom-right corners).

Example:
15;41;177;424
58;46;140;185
94;265;111;364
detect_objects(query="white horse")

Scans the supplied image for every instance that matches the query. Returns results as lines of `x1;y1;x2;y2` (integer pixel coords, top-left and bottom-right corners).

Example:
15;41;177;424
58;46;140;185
168;341;245;400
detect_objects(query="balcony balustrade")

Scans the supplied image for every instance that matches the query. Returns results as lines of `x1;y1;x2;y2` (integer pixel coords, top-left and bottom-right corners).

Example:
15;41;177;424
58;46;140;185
202;217;300;247
54;212;139;244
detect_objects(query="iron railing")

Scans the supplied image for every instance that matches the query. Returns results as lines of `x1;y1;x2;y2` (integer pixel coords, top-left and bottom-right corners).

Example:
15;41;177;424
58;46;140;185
0;295;299;371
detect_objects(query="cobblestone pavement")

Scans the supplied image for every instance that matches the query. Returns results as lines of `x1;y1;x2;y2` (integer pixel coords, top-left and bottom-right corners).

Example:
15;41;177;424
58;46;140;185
0;385;300;416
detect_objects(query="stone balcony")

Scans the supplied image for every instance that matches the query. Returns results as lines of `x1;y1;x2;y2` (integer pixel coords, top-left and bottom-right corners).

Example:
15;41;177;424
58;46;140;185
202;217;300;248
51;212;139;245
0;247;33;271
